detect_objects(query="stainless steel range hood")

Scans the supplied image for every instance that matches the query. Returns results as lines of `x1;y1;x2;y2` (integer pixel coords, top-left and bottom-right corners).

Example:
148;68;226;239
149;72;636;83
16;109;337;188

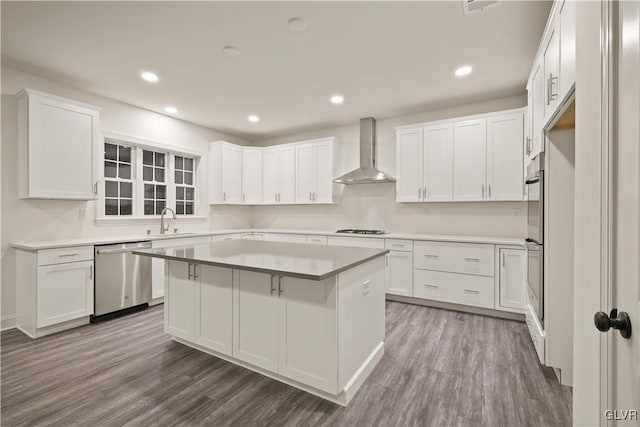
333;117;396;184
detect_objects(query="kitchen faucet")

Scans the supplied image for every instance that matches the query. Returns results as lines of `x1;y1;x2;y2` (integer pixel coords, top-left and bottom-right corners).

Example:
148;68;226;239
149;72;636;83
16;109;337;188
160;207;176;234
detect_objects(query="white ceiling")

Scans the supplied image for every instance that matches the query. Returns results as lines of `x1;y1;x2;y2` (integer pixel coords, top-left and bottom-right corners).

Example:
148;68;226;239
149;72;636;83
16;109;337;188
1;1;550;140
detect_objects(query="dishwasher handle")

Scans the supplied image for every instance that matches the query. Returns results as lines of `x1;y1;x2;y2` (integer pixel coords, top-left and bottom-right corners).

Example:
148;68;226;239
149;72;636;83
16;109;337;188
96;243;152;255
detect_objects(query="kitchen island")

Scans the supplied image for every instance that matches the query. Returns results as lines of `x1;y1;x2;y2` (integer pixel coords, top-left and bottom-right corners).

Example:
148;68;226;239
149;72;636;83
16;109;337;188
134;240;388;406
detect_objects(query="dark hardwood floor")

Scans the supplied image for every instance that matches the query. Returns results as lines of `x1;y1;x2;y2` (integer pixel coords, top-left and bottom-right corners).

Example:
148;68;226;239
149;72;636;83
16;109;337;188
1;302;572;426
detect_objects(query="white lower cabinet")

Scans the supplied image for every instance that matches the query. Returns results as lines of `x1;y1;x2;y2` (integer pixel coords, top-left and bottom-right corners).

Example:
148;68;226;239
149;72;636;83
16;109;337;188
264;233;308;243
199;265;233;356
413;269;494;309
166;261;199;339
385;251;413;297
496;247;526;312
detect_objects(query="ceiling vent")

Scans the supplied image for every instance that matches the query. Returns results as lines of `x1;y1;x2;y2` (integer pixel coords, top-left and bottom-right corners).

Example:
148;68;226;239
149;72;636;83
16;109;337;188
463;0;500;15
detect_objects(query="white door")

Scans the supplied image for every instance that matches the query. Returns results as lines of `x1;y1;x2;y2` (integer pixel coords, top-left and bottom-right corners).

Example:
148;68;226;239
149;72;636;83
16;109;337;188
531;60;546;157
221;144;242;204
396;128;423;202
241;148;263;204
385;251;413;297
263;147;279;204
233;270;279;372
278;275;338;394
279;146;296;204
423;123;454;201
453;119;487;201
544;16;560;120
486;113;524;201
314;141;333;203
199;265;233;356
37;261;93;328
295;143;316;204
573;2;640;424
498;248;525;311
166;261;198;339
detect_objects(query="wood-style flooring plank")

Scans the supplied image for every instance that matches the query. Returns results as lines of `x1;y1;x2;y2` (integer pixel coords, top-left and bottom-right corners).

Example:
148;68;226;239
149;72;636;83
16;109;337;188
1;302;572;427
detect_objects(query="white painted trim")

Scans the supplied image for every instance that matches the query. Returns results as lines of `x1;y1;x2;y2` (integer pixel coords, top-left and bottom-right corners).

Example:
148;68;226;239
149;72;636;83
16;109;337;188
16;88;102;111
394;107;526;131
102;130;206;157
1;315;17;331
386;294;525;321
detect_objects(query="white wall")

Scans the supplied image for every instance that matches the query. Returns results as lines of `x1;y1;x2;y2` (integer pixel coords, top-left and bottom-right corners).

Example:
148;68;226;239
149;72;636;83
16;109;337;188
0;66;251;326
251;95;528;236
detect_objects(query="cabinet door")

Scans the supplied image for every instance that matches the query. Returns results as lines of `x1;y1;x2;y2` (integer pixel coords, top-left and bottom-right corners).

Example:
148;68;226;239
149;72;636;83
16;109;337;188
199;265;233;356
423;124;454;201
152;236;211;299
487;113;524;201
295;143;316;204
396;128;423;202
26;95;98;200
543;17;560;119
166;261;198;339
279;146;296;204
385;251;413;296
278;276;337;394
453;119;487;201
233;270;279;372
262;147;279;205
241;148;263;204
499;249;526;311
531;60;546;157
314;141;334;203
559;0;576;99
221;145;242;204
37;261;93;328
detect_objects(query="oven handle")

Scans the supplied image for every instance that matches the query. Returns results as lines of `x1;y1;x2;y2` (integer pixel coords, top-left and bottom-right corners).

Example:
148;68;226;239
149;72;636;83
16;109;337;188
525;178;540;184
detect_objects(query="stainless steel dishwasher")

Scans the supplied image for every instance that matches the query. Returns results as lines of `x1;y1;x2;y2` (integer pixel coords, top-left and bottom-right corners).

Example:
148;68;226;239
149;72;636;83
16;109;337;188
94;241;152;318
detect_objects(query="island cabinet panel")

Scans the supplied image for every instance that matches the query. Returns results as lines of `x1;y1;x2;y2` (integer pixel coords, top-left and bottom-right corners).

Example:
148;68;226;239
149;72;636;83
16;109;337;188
199;265;233;356
166;261;199;339
233;270;279;372
278;276;338;394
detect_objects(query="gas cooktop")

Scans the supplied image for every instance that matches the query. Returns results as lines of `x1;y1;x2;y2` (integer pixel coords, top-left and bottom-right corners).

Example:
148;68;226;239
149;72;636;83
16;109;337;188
336;229;387;235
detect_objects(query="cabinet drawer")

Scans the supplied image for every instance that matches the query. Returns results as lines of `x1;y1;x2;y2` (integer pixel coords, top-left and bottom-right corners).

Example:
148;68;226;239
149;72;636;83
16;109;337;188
413;241;494;276
307;235;328;245
385;239;413;252
327;236;385;249
413;269;494;309
38;245;93;266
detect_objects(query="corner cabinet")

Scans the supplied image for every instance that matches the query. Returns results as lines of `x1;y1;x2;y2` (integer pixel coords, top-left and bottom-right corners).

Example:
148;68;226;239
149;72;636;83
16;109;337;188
17;89;100;200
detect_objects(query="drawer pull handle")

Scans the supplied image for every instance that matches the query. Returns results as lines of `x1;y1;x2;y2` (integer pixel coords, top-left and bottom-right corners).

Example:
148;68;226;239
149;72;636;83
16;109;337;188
464;289;480;294
464;257;481;262
424;254;439;258
58;253;79;257
424;284;439;289
391;243;405;247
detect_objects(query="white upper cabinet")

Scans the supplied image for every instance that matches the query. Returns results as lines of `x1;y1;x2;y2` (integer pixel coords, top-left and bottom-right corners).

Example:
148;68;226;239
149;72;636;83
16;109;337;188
263;147;279;205
295;138;336;204
278;146;296;204
17;89;100;200
241;147;263;204
453;119;487;201
486;113;524;201
424;123;454;201
209;142;242;204
559;0;576;100
530;59;546;157
396;128;423;202
543;14;561;120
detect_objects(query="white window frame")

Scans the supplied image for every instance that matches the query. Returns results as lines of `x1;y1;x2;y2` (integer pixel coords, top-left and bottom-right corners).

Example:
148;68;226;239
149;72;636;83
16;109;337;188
97;131;207;224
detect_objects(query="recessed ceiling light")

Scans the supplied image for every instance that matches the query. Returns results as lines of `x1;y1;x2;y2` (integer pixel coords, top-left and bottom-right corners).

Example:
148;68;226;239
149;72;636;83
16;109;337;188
141;71;159;82
248;114;260;123
288;17;307;31
165;106;178;114
454;65;473;77
330;94;344;105
223;46;240;56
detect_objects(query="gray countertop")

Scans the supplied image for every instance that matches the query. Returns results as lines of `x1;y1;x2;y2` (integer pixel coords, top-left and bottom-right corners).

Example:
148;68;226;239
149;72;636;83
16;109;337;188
133;240;389;281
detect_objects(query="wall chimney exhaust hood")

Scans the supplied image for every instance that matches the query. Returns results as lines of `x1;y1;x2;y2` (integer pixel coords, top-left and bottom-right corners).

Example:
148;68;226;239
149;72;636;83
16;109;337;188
333;117;396;185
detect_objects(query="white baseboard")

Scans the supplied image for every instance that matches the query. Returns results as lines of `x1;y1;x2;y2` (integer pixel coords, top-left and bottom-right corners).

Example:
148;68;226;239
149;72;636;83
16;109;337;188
1;315;17;331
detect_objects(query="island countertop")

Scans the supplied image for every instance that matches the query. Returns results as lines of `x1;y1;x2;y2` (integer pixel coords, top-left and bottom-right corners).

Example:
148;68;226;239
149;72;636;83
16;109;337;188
133;240;390;281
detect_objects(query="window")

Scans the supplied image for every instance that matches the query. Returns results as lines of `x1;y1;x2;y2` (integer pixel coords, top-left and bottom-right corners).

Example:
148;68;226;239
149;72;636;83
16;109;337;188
104;142;134;216
142;150;167;215
174;155;195;215
101;137;199;219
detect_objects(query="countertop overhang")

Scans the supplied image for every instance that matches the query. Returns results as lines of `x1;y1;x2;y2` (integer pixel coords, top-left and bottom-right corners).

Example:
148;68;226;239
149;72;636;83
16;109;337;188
133;240;390;281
